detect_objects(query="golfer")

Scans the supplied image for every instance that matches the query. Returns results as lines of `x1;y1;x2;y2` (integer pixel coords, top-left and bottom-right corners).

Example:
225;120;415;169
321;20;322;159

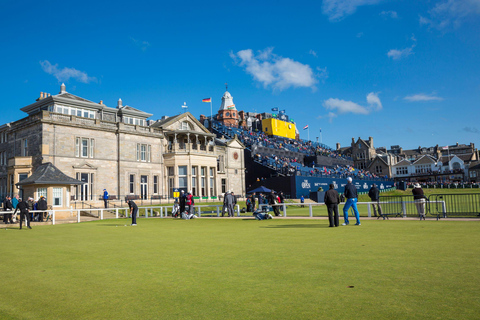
126;199;138;226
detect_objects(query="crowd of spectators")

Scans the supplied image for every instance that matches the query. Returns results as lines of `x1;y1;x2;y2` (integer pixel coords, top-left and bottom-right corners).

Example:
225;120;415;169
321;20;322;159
212;121;389;181
213;122;350;160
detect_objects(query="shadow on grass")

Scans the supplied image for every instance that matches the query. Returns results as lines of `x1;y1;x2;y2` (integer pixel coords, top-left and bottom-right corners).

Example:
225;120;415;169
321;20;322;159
261;224;326;228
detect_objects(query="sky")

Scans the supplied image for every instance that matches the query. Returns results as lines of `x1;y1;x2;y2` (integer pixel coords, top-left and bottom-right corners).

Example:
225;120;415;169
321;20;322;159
1;0;479;150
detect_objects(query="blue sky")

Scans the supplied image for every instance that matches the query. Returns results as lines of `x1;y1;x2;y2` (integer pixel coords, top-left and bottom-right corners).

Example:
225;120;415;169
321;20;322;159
1;0;479;150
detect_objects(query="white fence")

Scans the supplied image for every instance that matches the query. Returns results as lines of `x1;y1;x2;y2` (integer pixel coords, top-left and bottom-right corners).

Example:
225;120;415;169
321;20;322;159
0;204;242;225
1;201;446;225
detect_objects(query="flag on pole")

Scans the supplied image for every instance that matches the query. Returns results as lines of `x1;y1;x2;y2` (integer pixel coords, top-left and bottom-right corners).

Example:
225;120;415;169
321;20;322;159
271;107;279;112
227;104;235;110
303;125;309;130
442;146;449;150
319;128;322;133
279;110;285;114
202;98;211;103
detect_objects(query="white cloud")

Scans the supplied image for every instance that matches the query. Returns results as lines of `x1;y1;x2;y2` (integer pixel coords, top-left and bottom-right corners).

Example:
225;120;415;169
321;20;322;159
387;46;414;60
323;92;382;115
130;37;151;51
309;49;318;57
231;48;318;91
420;0;480;30
366;92;382;110
380;10;398;19
40;61;97;83
322;0;384;21
403;93;444;102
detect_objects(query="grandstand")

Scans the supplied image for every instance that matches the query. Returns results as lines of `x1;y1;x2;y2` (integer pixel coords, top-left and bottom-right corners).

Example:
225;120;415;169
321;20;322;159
210;120;394;198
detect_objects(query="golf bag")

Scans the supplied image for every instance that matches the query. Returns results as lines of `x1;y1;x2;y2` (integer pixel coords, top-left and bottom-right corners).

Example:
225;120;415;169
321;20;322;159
172;203;180;218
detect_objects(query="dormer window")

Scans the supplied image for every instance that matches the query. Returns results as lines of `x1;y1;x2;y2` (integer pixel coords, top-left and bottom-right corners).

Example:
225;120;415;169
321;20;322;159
180;121;189;130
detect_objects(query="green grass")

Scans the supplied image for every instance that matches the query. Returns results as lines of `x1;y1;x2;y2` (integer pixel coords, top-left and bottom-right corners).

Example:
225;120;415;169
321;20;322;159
1;218;480;319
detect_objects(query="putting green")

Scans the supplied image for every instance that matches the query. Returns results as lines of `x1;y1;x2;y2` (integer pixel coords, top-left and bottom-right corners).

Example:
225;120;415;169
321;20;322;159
1;218;479;319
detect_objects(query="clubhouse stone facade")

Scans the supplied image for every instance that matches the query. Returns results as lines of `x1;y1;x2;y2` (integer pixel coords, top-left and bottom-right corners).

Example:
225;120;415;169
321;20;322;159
0;84;245;209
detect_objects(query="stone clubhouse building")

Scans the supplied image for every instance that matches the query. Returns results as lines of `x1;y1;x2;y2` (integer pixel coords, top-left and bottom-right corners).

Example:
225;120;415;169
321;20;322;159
0;84;245;211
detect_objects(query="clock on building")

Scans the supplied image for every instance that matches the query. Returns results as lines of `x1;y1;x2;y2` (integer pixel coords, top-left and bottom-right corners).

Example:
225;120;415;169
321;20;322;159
233;152;239;160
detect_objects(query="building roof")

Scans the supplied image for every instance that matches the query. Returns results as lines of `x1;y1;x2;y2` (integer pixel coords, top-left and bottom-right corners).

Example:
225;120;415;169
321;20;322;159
16;162;85;186
21;84;152;119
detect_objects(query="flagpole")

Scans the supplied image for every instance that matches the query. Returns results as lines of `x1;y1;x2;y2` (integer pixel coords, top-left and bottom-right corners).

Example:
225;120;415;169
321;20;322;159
308;127;310;142
210;99;212;123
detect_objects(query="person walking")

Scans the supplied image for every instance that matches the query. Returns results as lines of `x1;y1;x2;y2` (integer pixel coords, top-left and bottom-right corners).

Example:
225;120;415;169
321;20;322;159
103;189;109;208
368;184;382;218
14;198;31;229
3;195;13;224
324;184;340;227
342;177;361;226
412;183;427;220
126;199;138;226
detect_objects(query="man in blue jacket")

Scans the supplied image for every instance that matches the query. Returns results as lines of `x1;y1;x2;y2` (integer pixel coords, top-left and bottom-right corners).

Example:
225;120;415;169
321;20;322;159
342;177;361;226
103;189;109;208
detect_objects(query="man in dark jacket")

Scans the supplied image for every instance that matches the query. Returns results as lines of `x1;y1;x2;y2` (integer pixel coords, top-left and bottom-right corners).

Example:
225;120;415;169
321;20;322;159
179;190;186;215
126;199;138;226
37;196;48;222
3;196;13;224
324;184;340;227
268;191;280;216
14;198;31;229
342;177;361;226
368;184;382;217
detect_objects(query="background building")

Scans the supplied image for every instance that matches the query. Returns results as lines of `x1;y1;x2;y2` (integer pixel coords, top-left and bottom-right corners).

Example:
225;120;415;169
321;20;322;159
0;84;245;210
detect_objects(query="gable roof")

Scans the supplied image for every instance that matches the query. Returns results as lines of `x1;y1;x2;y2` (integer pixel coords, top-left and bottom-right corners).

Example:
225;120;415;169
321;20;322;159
412;155;437;165
151;112;213;135
16;162;85;186
393;159;412;167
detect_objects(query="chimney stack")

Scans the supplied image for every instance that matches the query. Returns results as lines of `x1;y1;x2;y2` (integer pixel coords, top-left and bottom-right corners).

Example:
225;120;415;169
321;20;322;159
99;100;103;105
60;83;66;94
117;98;123;108
40;92;44;99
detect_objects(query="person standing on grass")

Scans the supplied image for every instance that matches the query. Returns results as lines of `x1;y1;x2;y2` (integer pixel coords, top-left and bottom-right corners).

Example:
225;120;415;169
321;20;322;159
126;199;138;226
12;194;19;209
37;196;47;222
225;191;236;217
14;198;31;229
342;177;361;226
412;183;427;220
3;195;13;224
103;189;109;208
368;183;382;217
251;192;257;211
186;191;195;216
300;195;305;208
324;184;340;227
179;190;186;215
268;190;281;217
